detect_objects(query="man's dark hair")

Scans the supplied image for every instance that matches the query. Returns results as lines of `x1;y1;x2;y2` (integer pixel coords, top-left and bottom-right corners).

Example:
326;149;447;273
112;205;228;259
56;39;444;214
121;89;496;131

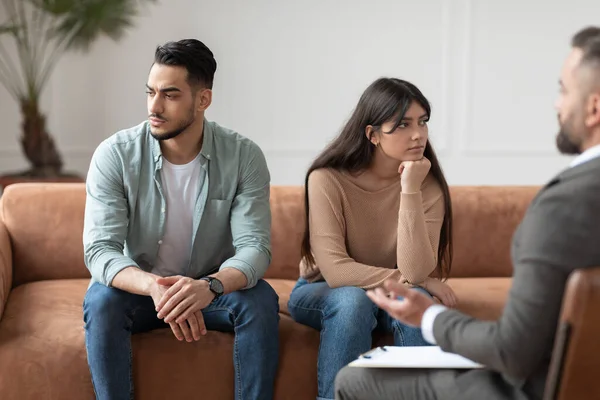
572;26;600;72
154;39;217;89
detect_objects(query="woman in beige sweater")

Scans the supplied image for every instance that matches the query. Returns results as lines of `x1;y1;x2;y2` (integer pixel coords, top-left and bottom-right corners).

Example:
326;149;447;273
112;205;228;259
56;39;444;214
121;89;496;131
287;77;457;400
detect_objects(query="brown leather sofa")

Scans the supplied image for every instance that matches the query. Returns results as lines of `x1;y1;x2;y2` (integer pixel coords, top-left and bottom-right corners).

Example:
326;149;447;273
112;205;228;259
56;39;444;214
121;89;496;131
0;182;586;399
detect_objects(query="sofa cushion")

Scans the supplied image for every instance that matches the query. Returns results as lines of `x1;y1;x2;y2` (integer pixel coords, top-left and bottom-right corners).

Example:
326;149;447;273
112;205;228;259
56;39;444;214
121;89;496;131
0;280;93;399
0;277;511;399
0;279;320;400
268;277;512;322
446;277;512;320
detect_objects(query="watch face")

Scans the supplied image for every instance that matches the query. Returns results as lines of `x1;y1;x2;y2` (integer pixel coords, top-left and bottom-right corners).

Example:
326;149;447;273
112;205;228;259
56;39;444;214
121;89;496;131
211;278;224;294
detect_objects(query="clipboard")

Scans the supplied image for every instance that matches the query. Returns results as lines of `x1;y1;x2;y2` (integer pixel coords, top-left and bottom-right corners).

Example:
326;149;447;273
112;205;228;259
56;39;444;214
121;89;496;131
348;346;484;369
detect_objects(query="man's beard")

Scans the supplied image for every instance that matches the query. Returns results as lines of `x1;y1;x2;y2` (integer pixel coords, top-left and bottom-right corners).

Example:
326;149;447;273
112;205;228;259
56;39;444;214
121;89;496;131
556;129;581;155
149;110;195;141
555;114;584;155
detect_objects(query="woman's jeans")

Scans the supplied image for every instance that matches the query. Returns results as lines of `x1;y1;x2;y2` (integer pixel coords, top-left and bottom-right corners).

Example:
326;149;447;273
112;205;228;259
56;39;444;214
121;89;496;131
287;278;432;400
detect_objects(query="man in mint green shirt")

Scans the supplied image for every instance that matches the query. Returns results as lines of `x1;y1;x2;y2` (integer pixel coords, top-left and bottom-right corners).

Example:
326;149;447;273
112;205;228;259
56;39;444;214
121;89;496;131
82;38;279;400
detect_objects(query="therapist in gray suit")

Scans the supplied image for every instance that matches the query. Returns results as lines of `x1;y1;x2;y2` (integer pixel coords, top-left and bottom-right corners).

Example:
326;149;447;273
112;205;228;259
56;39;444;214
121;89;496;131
335;25;600;400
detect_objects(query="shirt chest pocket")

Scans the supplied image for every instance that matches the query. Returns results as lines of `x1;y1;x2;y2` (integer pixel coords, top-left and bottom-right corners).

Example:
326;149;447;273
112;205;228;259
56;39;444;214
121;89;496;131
199;198;234;242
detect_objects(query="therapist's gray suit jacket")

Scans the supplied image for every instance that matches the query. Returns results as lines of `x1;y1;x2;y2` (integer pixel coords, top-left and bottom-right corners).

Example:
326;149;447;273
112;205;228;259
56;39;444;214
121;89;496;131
434;155;600;400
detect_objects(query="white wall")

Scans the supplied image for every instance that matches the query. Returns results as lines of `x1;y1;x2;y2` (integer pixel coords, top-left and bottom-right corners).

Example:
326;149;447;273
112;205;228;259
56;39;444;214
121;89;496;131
1;0;599;185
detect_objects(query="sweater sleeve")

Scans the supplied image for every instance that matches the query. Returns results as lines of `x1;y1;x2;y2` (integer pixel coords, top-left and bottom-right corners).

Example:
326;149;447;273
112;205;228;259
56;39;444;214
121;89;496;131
396;176;445;284
307;170;401;289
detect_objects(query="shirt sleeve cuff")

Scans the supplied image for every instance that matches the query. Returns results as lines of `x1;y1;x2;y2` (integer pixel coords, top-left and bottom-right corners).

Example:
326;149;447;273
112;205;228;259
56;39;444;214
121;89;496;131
421;304;448;345
219;247;270;289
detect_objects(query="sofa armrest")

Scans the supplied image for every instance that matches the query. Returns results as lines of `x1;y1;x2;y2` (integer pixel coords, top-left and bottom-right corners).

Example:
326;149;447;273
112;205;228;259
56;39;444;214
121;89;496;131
0;217;12;321
544;266;600;400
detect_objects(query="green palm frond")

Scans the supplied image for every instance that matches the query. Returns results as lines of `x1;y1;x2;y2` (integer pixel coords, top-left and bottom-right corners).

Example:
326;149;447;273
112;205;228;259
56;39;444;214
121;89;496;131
36;0;156;51
30;0;77;15
0;0;156;101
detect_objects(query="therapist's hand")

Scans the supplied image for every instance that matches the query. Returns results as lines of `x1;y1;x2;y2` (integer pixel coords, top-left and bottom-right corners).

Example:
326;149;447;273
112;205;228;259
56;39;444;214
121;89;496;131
367;280;435;327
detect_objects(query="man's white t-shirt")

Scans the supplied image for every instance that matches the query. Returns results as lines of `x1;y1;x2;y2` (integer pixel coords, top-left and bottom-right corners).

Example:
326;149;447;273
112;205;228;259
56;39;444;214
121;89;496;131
151;152;203;277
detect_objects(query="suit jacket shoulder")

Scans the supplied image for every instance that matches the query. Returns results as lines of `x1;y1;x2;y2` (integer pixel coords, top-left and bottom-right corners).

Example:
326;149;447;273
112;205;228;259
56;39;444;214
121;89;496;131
513;156;600;272
432;156;600;400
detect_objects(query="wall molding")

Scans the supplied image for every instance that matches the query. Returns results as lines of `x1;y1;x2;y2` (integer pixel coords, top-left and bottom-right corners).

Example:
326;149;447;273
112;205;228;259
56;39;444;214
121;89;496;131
456;0;557;157
430;0;452;155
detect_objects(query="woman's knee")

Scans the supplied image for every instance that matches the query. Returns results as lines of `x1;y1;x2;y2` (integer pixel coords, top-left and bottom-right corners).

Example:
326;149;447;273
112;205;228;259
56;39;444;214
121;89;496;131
288;284;377;331
324;286;377;327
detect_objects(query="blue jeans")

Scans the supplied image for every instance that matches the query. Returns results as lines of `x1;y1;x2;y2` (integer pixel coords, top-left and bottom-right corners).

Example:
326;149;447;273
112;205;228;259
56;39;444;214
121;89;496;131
287;278;432;400
83;279;280;400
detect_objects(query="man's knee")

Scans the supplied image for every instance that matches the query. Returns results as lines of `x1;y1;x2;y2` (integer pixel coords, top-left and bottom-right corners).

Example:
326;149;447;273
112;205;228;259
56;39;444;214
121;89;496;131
227;279;280;322
252;279;280;303
83;283;132;326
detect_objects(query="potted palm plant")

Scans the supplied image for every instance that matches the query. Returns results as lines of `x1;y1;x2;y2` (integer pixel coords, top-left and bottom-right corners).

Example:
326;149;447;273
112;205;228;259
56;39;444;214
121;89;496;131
0;0;156;187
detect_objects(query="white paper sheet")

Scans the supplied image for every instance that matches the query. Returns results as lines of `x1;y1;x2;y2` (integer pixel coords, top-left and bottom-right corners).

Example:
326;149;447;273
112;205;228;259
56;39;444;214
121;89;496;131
348;346;484;369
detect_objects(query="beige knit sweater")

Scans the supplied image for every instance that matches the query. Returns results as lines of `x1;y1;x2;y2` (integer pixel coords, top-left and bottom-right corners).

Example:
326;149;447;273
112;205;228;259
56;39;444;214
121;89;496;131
300;168;445;289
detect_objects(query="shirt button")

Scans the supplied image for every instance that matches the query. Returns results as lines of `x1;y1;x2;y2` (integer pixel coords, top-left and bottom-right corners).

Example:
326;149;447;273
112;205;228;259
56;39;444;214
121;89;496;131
158;240;163;245
161;208;165;213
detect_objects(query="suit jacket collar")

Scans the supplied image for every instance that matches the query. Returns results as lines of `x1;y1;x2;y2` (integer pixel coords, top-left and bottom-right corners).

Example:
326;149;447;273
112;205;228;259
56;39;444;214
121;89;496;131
548;155;600;187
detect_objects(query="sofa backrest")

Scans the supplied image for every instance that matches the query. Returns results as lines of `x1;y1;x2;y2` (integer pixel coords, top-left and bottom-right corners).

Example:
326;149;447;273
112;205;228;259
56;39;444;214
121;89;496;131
264;185;541;280
263;186;306;280
448;186;540;277
0;182;540;287
1;183;89;287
